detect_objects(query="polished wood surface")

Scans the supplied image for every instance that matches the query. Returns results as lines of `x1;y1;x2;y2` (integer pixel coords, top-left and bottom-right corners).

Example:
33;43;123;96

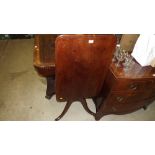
54;34;116;120
111;59;155;78
33;34;155;121
95;60;155;120
33;34;58;77
33;34;58;99
33;34;122;77
55;34;117;101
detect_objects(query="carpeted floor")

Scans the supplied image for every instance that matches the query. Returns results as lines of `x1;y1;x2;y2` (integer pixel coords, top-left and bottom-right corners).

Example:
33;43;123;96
0;38;155;121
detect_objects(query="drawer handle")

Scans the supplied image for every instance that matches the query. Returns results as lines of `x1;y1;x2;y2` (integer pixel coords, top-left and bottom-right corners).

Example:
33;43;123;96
129;83;138;90
116;96;124;102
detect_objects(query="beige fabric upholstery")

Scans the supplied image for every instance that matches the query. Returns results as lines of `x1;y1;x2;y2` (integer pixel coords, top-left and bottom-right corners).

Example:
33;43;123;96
120;34;140;51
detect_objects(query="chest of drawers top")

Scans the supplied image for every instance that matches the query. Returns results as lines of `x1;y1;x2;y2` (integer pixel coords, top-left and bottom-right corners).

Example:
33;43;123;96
111;60;155;79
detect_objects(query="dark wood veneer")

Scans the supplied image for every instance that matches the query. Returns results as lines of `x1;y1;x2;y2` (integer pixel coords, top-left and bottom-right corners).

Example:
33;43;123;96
55;34;116;120
55;34;116;101
95;60;155;120
33;34;58;77
33;34;155;121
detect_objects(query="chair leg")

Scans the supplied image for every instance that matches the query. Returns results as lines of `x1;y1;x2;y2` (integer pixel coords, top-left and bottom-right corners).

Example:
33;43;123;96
80;98;96;116
55;101;72;121
143;105;147;110
45;76;55;99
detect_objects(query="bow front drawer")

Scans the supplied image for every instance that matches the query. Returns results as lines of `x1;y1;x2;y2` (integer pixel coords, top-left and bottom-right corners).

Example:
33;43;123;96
105;92;155;113
112;79;155;92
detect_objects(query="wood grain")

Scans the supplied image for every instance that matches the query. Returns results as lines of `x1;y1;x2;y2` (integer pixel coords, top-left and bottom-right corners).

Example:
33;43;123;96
55;34;116;101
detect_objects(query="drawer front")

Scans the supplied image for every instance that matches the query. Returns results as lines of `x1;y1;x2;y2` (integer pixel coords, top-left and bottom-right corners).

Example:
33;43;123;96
113;78;155;92
109;92;152;104
111;99;151;113
105;92;154;113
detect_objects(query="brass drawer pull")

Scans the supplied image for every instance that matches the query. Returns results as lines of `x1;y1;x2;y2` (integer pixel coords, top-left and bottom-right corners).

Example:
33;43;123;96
116;96;124;102
129;83;138;90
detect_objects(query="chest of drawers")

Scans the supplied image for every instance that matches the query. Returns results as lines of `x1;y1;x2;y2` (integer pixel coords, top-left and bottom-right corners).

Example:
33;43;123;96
95;61;155;120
